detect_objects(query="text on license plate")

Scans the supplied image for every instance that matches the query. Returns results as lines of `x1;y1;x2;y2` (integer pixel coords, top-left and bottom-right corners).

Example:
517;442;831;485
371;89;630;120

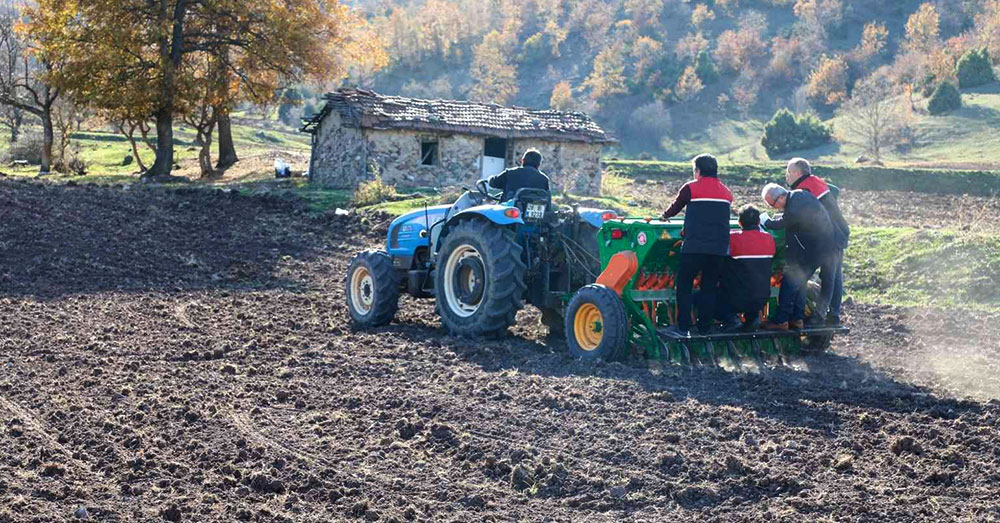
525;204;545;219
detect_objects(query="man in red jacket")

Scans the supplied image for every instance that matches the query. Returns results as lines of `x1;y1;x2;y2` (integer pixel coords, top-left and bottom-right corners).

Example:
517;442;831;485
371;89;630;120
785;158;850;326
718;205;776;332
661;154;733;335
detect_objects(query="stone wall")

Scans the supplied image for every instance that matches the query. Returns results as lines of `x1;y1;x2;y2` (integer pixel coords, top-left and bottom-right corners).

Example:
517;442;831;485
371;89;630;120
308;116;604;195
307;110;366;189
510;140;603;196
364;130;482;187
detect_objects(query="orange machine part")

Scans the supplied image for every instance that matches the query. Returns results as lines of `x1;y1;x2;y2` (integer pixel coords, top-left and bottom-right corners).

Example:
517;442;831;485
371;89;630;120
596;251;639;295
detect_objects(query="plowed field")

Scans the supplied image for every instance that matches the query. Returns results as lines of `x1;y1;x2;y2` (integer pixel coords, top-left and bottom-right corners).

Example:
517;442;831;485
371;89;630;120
0;180;998;522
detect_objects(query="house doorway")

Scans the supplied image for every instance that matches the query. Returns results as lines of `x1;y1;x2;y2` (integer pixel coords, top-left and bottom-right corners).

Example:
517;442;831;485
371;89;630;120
481;137;508;180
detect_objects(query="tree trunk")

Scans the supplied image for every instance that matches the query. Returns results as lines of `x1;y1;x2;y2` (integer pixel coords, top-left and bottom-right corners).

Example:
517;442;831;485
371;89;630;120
40;105;53;175
198;120;216;178
215;107;237;169
147;107;174;178
128;129;148;172
10;107;20;144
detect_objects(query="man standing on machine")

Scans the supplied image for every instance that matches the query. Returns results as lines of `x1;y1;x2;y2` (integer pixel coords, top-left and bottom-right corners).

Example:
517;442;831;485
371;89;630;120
661;154;733;336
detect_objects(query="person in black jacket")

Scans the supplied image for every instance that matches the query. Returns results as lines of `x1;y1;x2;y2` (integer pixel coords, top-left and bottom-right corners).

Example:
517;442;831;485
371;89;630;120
717;205;776;332
487;149;550;202
786;158;849;326
661;154;733;335
760;183;836;330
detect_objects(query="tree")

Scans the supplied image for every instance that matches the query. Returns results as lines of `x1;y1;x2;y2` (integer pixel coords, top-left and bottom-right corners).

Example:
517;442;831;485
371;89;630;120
674;65;703;102
691;5;715;29
905;3;941;54
714;12;768;73
25;0;383;179
837;75;904;162
806;55;848;106
956;48;997;88
0;4;60;174
793;0;844;38
760;108;832;157
675;32;708;63
550;81;575;111
927;82;962;114
852;23;889;66
584;42;627;101
470;30;518;104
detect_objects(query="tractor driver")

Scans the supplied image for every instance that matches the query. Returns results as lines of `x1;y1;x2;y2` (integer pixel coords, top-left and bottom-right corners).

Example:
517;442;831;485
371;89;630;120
486;149;551;203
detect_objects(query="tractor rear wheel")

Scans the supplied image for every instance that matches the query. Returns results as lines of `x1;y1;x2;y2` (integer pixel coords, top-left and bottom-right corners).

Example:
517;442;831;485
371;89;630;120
346;251;400;327
435;220;526;338
565;284;627;361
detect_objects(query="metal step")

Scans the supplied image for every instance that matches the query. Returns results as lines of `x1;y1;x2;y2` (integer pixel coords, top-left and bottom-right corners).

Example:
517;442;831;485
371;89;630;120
656;326;849;342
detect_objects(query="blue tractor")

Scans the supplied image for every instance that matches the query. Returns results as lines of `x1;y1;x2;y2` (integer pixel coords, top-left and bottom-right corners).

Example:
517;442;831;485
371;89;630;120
345;180;618;338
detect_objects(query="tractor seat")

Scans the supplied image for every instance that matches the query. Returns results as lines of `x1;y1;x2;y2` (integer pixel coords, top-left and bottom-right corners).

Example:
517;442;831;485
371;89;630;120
510;188;553;222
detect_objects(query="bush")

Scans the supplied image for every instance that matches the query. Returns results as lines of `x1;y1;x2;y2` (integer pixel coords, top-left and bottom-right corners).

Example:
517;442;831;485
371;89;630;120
694;49;718;85
956;48;996;89
760;108;832;157
928;82;962;115
353;175;398;207
8;132;44;165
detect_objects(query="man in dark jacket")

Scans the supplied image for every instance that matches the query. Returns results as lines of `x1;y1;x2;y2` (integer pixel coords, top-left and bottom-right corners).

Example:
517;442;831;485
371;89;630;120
717;205;776;332
487;149;550;202
786;158;849;326
760;183;836;330
661;154;733;335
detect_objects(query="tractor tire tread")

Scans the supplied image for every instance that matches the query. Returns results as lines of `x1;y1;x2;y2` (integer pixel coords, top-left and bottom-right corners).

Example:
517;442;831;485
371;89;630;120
565;284;628;362
435;220;526;338
345;250;400;328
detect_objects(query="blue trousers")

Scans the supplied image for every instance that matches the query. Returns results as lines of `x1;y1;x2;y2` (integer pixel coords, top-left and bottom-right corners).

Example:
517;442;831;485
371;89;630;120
773;254;836;324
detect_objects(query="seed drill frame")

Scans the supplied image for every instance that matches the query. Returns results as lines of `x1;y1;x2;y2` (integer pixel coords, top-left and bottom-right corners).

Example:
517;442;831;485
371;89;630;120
587;218;848;364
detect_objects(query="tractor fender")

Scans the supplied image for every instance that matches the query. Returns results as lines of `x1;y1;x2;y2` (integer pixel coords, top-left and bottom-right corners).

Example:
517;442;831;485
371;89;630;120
577;208;617;229
434;204;523;254
451;204;525;226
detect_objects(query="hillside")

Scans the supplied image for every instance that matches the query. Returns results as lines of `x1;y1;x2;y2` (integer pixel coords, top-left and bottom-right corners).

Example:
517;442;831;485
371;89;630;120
666;84;1000;167
348;0;1000;166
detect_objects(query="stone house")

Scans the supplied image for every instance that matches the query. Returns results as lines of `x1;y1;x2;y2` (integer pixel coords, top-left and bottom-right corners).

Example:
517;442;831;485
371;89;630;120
301;88;616;195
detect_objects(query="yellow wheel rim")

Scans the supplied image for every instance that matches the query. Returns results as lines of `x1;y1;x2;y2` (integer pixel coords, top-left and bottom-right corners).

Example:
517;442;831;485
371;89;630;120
574;303;604;351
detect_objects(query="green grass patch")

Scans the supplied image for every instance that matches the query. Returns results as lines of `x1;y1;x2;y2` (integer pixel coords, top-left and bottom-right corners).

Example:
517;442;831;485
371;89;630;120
844;226;1000;309
604;160;1000;197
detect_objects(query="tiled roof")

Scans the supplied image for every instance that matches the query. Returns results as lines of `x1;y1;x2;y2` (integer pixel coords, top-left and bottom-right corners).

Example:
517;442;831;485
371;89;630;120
301;88;616;144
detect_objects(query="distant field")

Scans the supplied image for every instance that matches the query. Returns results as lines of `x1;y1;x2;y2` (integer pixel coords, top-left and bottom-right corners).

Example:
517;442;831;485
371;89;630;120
657;85;1000;169
0;120;310;184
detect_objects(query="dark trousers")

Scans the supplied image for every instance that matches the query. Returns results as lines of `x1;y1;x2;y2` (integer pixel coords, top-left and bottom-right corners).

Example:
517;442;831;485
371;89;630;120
774;254;836;324
676;253;724;330
822;249;844;318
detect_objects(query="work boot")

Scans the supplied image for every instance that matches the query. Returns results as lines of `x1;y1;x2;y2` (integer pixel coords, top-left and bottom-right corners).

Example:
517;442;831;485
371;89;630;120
742;316;762;332
789;320;804;330
764;321;789;331
826;315;841;327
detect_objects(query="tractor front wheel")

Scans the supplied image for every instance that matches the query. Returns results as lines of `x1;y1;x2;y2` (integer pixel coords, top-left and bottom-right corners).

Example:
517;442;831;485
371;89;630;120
346;251;400;327
565;284;627;361
435;220;526;338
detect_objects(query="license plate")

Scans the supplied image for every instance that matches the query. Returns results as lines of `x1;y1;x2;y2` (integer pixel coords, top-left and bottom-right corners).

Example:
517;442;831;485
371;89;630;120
525;203;545;220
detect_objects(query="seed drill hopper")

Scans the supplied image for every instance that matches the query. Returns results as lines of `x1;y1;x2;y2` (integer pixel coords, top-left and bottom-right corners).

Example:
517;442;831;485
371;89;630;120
563;218;848;365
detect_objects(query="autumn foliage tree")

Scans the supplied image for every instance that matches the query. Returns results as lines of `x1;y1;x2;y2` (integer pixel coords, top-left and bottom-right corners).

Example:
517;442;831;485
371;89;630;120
25;0;384;179
806;55;849;106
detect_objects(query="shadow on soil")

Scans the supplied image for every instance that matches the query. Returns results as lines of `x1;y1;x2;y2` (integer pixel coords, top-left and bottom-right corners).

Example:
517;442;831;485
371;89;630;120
0;178;359;298
379;315;981;435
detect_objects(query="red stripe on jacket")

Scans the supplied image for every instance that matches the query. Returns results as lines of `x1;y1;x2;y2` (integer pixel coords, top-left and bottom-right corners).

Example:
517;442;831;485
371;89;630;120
729;229;776;259
795;175;830;200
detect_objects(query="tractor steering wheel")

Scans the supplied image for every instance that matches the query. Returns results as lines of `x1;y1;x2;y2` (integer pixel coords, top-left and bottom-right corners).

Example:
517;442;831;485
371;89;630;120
475;179;501;202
